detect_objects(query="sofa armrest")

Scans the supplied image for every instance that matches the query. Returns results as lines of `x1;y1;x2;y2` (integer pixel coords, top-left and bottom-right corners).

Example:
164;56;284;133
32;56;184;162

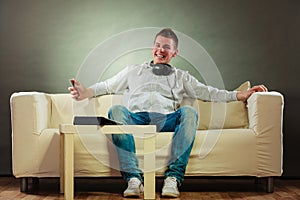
10;92;51;135
10;92;52;177
247;91;284;176
247;91;284;135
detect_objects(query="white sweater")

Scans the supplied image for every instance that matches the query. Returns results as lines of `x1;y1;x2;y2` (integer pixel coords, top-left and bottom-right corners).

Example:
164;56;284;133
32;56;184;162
90;62;237;114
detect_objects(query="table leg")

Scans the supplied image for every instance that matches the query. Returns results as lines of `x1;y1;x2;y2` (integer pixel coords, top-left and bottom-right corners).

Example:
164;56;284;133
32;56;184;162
60;133;64;194
62;133;74;200
143;133;156;200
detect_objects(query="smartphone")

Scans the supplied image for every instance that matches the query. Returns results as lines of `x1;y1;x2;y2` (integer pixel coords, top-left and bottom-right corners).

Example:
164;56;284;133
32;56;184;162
70;79;80;98
70;79;76;87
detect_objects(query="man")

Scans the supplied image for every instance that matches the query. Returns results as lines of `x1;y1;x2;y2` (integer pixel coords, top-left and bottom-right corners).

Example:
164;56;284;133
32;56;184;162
69;28;267;198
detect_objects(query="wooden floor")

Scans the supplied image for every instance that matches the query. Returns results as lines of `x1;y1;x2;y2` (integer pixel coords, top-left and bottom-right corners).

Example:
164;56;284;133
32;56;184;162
1;176;300;200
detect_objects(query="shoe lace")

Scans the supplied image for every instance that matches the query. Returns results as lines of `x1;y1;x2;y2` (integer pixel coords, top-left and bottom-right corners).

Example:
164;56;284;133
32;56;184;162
128;178;141;189
165;177;177;188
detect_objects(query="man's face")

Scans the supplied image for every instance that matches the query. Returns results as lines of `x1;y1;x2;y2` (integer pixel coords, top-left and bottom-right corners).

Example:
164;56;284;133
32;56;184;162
152;35;178;64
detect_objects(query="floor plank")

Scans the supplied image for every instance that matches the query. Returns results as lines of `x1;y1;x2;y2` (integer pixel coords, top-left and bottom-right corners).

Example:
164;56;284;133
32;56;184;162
0;177;300;200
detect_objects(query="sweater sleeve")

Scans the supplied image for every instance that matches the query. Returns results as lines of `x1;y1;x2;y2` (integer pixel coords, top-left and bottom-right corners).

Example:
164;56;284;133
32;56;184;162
89;66;129;96
182;72;237;102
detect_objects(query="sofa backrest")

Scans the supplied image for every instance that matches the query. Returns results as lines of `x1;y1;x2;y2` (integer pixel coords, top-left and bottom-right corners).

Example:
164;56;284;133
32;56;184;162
181;98;249;130
49;94;124;128
50;94;74;127
49;93;249;130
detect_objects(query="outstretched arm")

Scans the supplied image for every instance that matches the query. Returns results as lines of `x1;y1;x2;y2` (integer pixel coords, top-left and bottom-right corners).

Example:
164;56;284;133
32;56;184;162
237;84;268;102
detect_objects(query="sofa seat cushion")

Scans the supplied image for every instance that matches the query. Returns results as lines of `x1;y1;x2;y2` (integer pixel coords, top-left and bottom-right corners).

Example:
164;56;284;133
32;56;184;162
34;127;261;177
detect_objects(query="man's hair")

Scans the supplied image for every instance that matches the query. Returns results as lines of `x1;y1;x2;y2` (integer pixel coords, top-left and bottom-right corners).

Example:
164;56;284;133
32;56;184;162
154;28;178;49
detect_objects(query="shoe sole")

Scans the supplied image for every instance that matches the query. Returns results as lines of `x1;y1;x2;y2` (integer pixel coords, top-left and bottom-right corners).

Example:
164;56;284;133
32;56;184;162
123;192;141;198
162;192;179;198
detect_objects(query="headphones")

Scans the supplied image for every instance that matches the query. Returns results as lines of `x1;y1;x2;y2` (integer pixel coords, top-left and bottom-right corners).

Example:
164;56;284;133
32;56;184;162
150;62;174;76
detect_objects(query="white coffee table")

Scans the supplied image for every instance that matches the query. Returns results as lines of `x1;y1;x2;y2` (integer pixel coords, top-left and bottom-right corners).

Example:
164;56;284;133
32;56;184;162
59;124;157;200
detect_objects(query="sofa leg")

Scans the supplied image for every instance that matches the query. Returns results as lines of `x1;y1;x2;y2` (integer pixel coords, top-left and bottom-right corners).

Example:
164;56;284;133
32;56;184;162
20;178;28;192
266;177;274;193
254;177;261;185
32;177;39;191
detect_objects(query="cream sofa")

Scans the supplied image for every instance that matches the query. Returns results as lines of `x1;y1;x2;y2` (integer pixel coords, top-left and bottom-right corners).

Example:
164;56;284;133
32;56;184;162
10;82;284;193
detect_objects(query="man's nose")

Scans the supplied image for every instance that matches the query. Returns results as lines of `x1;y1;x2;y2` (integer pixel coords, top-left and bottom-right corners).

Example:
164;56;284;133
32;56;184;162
158;47;165;52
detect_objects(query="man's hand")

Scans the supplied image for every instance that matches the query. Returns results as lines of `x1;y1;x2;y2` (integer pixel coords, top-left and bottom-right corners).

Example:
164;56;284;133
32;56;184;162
68;79;94;101
237;85;268;102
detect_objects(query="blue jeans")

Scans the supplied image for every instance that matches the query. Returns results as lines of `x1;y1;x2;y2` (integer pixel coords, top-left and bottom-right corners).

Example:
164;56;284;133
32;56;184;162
108;105;198;186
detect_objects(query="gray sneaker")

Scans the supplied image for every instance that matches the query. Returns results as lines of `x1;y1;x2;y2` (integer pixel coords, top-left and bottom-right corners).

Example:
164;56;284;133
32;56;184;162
123;177;144;198
162;177;180;197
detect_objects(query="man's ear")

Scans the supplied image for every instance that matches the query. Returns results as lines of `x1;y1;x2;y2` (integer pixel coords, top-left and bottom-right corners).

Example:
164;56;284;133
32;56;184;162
172;49;178;58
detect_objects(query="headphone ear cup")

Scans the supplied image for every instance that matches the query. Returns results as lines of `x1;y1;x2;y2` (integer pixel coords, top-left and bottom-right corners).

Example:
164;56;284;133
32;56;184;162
152;64;173;76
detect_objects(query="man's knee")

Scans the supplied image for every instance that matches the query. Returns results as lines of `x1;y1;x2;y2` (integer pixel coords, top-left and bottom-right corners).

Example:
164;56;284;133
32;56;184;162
108;105;127;119
180;105;198;120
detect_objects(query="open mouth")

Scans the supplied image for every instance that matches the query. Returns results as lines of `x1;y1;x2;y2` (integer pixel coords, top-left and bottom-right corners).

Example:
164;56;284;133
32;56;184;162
156;54;165;59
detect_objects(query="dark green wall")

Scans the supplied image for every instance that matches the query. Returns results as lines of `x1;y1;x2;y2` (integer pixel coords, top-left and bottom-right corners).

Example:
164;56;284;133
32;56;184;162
1;0;299;176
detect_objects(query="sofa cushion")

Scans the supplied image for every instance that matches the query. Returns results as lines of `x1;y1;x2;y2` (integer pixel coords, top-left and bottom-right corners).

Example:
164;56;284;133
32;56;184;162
182;81;250;130
50;94;74;127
